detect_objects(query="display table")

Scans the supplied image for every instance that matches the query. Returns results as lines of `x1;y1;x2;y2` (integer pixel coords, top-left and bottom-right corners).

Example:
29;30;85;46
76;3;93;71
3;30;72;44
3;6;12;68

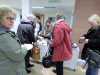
37;38;80;70
37;39;49;62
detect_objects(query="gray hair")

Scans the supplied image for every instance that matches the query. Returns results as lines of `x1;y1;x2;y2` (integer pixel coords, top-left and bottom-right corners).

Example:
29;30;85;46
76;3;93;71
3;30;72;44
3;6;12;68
0;5;16;23
21;14;36;22
56;13;64;20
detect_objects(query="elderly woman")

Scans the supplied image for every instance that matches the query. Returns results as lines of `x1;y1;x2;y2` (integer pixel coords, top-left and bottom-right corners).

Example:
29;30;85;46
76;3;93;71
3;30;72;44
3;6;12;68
79;14;100;75
0;6;28;75
51;14;72;75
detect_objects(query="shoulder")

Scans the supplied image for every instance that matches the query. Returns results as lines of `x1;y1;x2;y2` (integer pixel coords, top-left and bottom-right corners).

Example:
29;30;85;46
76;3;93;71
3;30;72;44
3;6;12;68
0;32;20;47
0;32;12;45
19;23;33;30
97;26;100;30
0;31;12;39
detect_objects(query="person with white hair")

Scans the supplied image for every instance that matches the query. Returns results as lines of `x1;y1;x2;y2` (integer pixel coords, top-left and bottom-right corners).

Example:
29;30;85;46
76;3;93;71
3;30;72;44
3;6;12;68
79;14;100;75
17;14;36;73
51;13;72;75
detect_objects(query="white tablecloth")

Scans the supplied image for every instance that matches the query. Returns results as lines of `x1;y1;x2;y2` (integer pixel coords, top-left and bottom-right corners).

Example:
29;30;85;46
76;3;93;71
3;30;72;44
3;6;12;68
37;39;80;70
64;46;80;70
37;39;49;62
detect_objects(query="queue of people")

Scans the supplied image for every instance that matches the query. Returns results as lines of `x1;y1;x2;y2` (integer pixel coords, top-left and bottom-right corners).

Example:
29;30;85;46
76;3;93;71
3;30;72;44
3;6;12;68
0;5;100;75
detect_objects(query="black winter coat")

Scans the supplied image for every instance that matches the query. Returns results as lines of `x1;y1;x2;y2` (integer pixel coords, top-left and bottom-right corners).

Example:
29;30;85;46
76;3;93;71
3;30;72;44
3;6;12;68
81;26;100;60
17;21;36;44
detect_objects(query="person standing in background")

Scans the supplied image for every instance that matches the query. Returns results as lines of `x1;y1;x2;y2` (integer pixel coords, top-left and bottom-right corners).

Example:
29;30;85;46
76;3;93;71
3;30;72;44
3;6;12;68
36;16;42;34
17;14;36;73
51;14;72;75
45;17;53;35
41;17;53;39
34;16;42;40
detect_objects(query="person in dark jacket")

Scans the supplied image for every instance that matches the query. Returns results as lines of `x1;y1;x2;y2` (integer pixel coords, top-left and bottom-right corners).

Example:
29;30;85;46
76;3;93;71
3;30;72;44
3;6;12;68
17;14;36;73
36;16;42;34
17;15;36;44
79;14;100;75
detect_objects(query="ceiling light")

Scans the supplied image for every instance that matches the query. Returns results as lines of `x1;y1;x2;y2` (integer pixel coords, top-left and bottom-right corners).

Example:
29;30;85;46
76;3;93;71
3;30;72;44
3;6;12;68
32;6;44;9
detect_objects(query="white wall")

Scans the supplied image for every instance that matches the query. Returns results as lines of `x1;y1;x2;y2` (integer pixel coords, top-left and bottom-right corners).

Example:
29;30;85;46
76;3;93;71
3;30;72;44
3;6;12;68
43;12;73;26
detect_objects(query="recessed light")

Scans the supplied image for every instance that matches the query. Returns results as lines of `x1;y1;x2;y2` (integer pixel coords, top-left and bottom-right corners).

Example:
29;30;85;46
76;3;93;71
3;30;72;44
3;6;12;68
32;6;44;9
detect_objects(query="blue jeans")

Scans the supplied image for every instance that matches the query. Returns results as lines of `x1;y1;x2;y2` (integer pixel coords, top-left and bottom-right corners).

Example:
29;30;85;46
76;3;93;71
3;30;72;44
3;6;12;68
86;63;99;75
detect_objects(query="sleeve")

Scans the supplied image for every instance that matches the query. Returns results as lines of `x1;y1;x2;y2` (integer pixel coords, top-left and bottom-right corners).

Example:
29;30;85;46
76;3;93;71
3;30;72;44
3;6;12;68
27;26;36;42
0;33;27;62
82;28;93;39
88;38;100;44
88;32;100;44
52;27;64;47
39;22;42;32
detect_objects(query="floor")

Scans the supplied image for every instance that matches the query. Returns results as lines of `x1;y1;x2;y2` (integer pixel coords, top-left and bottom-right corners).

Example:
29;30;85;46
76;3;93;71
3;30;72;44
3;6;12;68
28;63;85;75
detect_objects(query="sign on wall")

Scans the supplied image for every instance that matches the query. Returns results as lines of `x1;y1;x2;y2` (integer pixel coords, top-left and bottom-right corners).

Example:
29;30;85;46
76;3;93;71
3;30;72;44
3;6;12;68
48;0;61;3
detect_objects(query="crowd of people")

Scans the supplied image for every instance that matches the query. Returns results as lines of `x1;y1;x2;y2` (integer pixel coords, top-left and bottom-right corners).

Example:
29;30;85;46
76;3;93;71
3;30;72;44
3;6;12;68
0;5;100;75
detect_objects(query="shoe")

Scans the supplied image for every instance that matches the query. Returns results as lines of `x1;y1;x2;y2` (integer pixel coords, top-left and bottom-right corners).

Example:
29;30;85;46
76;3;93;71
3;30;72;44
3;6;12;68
52;69;57;73
29;57;34;66
29;64;34;67
26;67;31;74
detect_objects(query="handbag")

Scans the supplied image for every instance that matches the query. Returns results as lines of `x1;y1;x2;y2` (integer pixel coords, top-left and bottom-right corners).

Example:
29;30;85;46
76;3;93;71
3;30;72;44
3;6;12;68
32;46;40;62
42;47;53;68
88;49;100;67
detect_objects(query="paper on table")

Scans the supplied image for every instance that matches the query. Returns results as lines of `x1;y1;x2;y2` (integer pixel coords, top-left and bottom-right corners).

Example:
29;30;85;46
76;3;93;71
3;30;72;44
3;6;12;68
21;44;33;50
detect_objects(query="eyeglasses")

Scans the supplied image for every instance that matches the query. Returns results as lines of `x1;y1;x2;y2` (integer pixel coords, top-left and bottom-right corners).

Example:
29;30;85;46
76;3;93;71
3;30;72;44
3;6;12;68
6;17;16;20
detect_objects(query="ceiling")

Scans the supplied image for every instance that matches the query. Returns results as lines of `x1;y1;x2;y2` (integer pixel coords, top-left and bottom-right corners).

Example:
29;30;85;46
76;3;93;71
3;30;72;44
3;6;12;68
31;0;75;7
0;0;75;14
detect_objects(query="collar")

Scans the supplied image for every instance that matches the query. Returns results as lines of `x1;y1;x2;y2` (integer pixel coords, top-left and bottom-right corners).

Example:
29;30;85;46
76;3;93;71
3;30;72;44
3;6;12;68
21;21;33;24
55;19;64;24
0;25;10;35
0;25;9;31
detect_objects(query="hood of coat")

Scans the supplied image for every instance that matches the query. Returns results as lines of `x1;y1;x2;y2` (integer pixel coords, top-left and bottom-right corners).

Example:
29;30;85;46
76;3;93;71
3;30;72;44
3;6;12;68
55;19;72;33
21;21;32;25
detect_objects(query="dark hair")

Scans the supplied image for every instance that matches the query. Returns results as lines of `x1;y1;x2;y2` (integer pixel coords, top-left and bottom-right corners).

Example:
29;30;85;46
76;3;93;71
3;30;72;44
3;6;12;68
48;17;53;21
36;15;40;20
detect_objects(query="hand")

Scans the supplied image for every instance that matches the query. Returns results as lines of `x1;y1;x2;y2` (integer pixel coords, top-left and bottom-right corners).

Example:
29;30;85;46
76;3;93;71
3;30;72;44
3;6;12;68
85;39;89;43
48;40;52;45
79;37;85;43
33;42;37;46
80;37;85;40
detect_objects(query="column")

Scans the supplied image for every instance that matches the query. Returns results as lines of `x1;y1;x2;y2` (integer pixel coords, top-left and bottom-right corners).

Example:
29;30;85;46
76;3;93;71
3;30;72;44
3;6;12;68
22;0;32;19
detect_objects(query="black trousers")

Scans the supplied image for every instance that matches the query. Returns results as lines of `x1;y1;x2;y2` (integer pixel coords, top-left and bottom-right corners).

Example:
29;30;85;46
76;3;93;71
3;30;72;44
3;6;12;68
55;61;63;75
24;50;32;69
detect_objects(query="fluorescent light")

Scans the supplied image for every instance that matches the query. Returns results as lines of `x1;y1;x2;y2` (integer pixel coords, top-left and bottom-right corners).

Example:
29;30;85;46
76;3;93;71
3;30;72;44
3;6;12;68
32;6;44;9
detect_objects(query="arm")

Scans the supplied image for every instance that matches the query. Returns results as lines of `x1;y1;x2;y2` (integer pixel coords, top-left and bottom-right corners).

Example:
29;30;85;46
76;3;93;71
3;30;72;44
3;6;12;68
85;27;100;45
52;27;64;47
79;28;93;43
82;28;93;39
28;26;36;42
88;34;100;44
0;33;27;62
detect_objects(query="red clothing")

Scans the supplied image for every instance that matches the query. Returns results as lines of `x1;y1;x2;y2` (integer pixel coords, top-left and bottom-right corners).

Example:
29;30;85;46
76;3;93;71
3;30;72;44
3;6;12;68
52;19;72;62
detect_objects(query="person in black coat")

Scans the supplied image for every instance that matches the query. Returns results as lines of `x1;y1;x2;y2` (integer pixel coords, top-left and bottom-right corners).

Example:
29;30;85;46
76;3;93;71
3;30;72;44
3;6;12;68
17;20;36;44
79;14;100;75
17;15;36;73
36;16;42;34
80;27;100;60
